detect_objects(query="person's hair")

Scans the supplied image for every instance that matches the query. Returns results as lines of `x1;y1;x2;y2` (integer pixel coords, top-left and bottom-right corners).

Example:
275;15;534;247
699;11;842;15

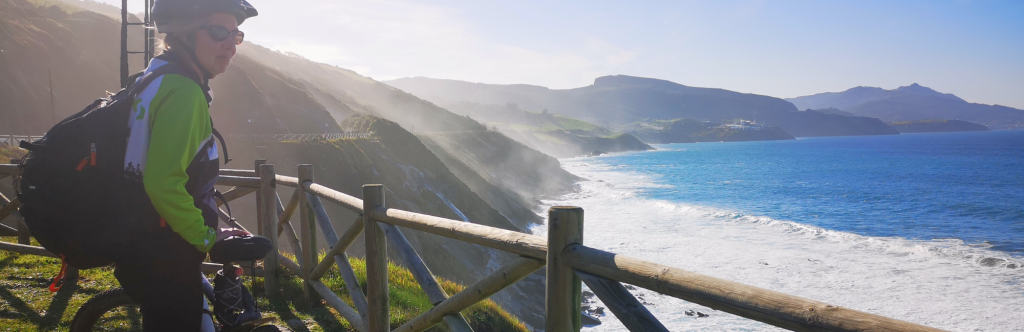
158;32;204;77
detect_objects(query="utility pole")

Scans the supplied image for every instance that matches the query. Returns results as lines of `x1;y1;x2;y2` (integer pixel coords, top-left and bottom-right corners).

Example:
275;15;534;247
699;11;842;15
120;0;128;87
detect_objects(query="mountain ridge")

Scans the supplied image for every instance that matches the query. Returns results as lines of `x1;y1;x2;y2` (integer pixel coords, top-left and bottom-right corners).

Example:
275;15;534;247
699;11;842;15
787;84;1024;129
387;75;899;138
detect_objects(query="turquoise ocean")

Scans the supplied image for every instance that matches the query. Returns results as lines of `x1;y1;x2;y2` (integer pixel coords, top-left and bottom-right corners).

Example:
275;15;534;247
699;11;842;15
540;130;1024;331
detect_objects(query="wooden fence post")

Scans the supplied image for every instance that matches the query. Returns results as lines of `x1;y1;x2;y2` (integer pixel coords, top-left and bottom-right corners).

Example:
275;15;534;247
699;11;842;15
260;164;279;298
254;160;266;236
546;206;584;332
363;184;389;332
297;164;318;304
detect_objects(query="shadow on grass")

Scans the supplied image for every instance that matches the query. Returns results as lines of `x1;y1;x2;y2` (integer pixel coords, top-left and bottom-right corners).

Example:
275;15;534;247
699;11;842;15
0;269;81;330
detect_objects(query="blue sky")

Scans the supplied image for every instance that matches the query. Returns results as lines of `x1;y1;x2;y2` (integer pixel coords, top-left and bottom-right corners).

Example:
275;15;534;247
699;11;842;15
104;0;1024;108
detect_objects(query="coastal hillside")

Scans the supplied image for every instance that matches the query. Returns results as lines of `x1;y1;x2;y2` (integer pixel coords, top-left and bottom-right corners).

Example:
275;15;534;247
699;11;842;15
436;101;652;157
0;0;563;326
787;84;1024;129
236;43;579;212
386;75;898;138
889;119;989;133
624;118;794;143
0;0;341;135
217;116;547;325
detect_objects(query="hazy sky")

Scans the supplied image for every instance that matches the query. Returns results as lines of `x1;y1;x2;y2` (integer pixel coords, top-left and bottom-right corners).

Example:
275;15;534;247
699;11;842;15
108;0;1024;108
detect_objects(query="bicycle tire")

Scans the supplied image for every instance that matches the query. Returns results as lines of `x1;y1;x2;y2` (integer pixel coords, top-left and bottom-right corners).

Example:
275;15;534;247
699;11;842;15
70;287;140;332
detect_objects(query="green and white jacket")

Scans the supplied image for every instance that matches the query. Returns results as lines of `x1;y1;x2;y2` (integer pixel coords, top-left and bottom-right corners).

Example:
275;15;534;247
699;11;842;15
124;54;220;253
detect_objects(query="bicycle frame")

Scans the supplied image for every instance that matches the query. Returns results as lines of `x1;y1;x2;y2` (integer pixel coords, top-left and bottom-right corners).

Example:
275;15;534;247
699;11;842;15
201;272;216;332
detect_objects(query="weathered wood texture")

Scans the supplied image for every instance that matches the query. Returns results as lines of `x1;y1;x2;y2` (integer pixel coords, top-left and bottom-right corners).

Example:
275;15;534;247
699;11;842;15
219;169;257;177
278;189;300;235
306;182;362;213
0;223;18;237
297;165;318;304
217;175;261;188
277;253;302;276
364;185;389;332
0;197;20;225
253;160;267;236
392;257;544;332
546;206;583;332
370;207;547;260
381;223;473;332
275;175;300;188
0;164;17;175
576;271;668;332
309;204;369;319
0;241;56;257
259;164;279;298
217;187;257;207
565;244;947;332
310;280;367;332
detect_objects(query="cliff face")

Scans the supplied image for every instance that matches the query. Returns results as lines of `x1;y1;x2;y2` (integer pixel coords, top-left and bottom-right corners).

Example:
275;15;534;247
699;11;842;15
418;131;579;211
237;43;578;210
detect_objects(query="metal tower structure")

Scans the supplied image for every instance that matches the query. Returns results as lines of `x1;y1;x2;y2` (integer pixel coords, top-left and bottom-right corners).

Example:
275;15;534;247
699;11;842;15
120;0;156;88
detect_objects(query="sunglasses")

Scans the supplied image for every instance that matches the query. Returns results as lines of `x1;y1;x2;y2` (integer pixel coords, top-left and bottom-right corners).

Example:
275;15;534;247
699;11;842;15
199;25;245;45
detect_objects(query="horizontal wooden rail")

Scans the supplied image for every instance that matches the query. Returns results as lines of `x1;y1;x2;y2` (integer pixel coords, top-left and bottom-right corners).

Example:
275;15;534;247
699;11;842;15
564;244;945;332
369;206;547;260
305;182;362;213
217;175;261;188
219;169;257;177
276;175;300;188
0;164;18;175
0;241;57;257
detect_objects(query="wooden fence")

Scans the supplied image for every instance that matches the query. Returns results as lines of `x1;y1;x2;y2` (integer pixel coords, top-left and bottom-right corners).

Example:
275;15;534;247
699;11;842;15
0;161;947;332
1;135;43;147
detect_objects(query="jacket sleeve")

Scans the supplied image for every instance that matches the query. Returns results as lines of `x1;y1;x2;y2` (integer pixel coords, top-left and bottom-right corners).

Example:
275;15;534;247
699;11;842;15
142;74;217;253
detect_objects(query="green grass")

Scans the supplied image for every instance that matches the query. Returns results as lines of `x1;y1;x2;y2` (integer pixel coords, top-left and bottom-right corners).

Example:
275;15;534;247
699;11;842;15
1;145;26;163
0;238;528;331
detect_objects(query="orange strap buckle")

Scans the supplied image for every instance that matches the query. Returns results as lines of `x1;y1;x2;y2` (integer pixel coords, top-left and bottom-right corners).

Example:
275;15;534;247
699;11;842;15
49;255;68;293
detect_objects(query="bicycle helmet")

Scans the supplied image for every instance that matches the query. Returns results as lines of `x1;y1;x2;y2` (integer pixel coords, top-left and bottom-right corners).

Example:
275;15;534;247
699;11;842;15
152;0;258;30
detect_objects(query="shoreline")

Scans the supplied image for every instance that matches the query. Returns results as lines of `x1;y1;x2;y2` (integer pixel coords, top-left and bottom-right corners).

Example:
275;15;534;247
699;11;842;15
537;149;1024;332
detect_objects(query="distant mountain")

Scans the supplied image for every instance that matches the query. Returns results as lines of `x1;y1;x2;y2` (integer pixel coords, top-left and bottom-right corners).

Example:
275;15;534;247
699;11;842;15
788;84;1024;129
889;119;989;133
807;107;856;117
388;75;897;138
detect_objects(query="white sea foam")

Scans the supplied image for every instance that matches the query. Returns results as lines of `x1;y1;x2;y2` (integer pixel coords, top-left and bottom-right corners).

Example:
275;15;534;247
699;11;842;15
537;158;1024;332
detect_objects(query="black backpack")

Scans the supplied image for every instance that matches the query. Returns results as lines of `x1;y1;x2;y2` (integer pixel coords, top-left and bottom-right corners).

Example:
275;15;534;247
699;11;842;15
15;64;195;269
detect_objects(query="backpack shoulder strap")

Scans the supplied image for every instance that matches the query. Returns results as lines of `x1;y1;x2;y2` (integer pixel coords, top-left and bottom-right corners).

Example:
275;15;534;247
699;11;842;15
126;64;197;100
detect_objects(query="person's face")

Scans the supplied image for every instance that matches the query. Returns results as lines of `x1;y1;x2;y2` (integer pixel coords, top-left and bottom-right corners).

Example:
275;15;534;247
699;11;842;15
194;13;240;78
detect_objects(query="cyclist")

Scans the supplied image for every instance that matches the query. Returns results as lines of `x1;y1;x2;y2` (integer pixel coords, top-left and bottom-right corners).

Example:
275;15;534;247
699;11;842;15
115;0;258;331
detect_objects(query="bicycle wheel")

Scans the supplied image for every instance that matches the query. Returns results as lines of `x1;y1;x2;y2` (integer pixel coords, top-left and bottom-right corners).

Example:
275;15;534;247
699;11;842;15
70;288;142;332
